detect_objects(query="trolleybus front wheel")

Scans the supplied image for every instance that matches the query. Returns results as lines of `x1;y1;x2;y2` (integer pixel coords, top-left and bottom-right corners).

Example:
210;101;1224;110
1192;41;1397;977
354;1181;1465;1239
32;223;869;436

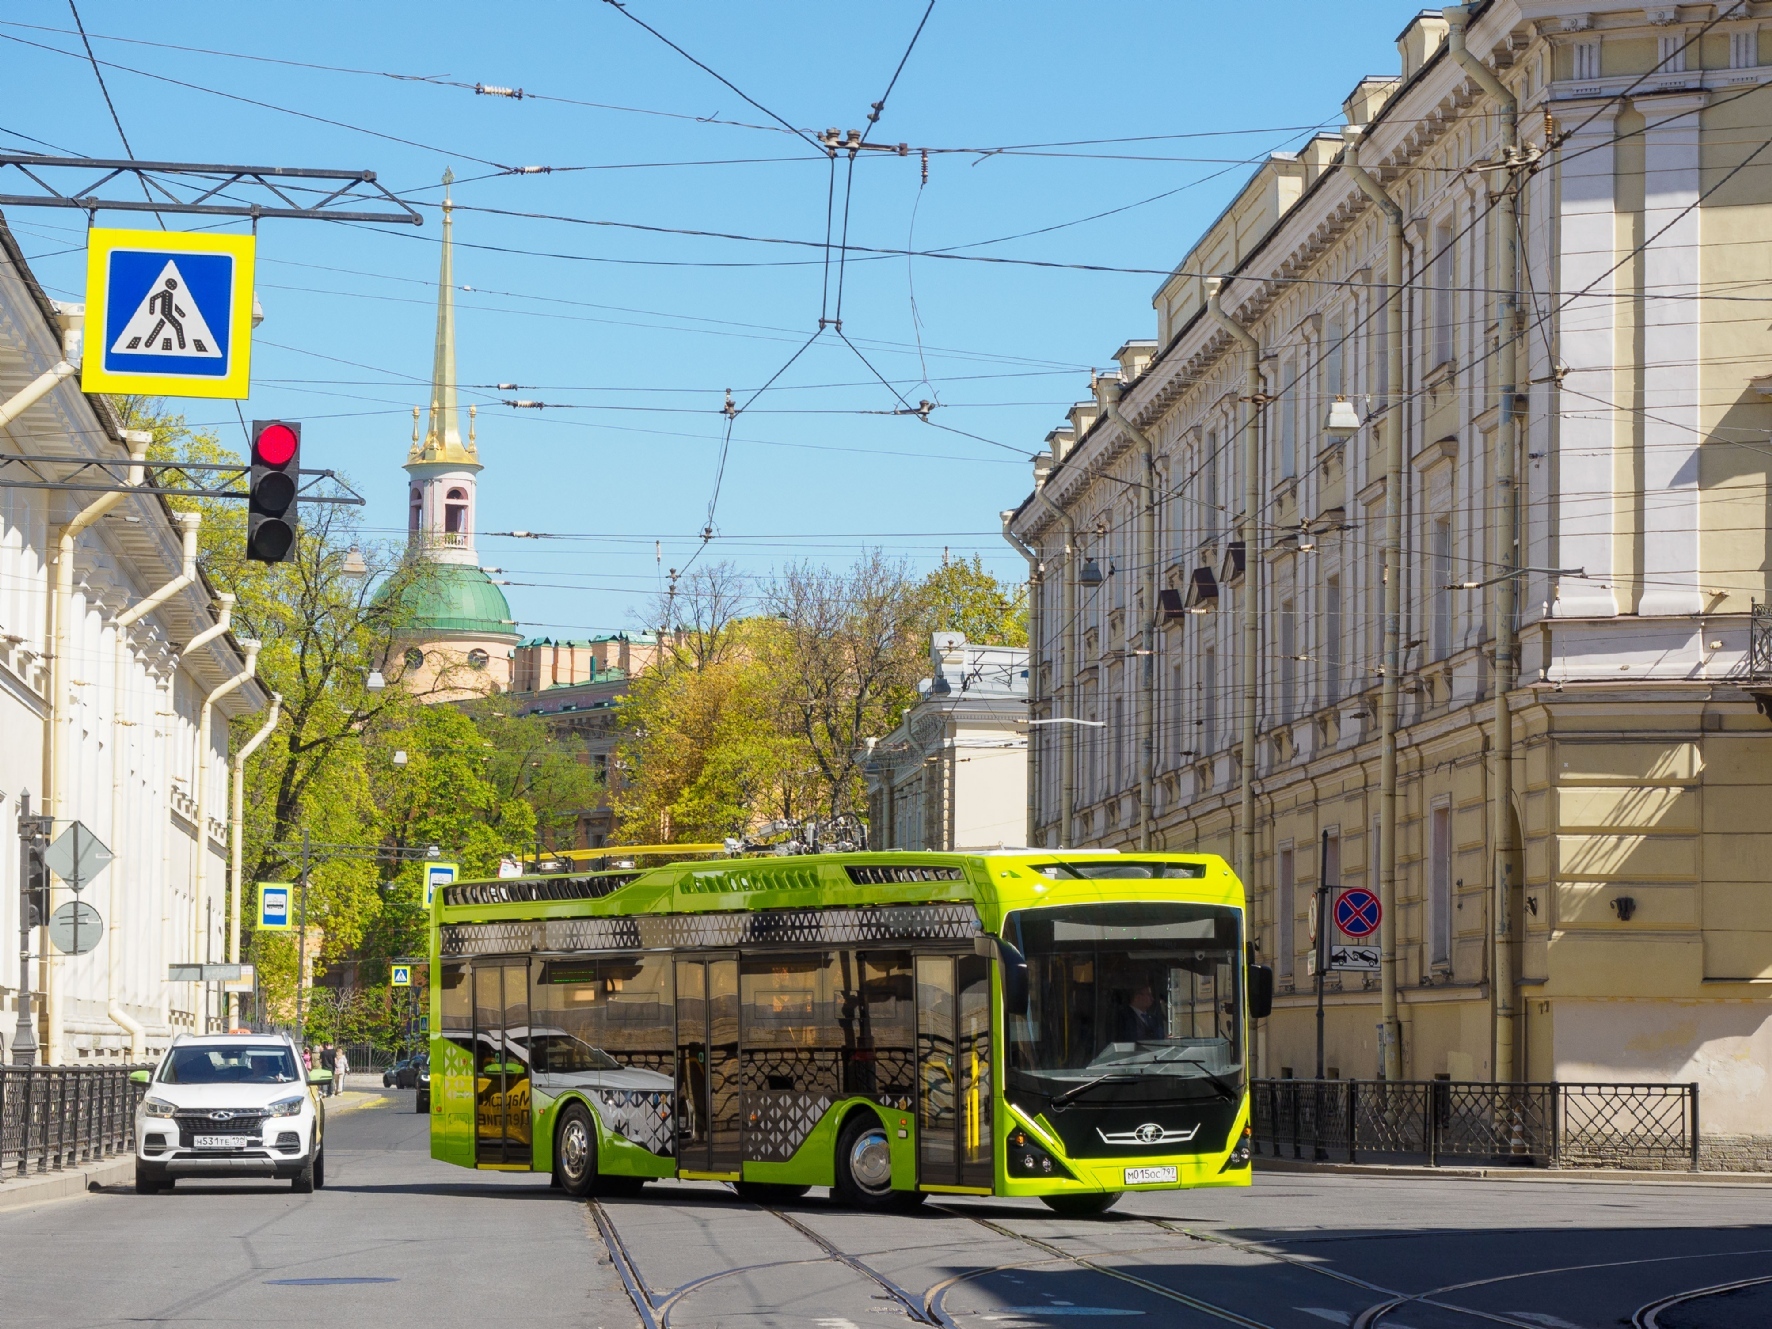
1040;1192;1121;1217
555;1103;598;1198
833;1113;899;1210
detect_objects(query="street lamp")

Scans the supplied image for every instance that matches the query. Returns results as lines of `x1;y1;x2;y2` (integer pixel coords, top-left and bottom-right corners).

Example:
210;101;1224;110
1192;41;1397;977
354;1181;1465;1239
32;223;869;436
1324;396;1361;442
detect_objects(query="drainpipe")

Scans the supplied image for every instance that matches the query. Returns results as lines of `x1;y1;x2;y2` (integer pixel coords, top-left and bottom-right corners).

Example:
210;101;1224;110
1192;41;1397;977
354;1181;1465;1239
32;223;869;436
1106;400;1159;852
107;512;202;1059
44;429;148;1065
173;592;237;1033
190;639;259;1033
1343;123;1406;1082
1205;281;1262;905
230;691;281;1028
0;306;83;431
1032;485;1077;847
1001;514;1041;847
1445;3;1521;1083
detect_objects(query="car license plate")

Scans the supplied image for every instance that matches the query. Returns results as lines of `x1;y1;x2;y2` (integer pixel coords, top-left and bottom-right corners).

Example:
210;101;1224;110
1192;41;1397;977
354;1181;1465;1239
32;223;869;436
1124;1165;1177;1186
193;1135;250;1150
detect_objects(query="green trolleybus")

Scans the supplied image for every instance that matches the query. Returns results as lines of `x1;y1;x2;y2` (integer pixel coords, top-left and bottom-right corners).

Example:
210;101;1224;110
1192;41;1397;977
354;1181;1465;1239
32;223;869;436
427;848;1275;1214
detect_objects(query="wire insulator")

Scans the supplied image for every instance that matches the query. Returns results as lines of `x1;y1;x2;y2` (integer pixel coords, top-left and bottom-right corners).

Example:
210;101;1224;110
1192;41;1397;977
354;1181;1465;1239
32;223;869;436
476;84;526;99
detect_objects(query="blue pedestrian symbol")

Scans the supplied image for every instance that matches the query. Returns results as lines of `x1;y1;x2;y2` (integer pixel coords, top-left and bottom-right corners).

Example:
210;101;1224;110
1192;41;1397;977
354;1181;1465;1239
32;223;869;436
1334;887;1382;938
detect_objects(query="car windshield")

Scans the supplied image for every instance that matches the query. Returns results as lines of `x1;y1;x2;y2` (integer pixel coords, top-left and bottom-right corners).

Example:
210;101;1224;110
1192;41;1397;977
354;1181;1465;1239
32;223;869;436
159;1045;301;1085
1005;902;1243;1106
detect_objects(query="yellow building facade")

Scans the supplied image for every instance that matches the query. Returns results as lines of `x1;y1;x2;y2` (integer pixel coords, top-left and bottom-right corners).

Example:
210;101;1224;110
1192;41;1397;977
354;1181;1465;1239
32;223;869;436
1006;2;1772;1166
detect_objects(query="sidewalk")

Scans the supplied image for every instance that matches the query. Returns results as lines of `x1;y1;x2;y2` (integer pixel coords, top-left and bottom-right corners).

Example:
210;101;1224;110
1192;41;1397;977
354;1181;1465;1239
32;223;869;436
0;1154;134;1215
1257;1156;1772;1185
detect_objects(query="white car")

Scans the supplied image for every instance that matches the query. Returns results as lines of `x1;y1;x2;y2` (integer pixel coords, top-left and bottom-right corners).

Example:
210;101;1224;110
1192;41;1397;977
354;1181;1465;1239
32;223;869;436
132;1033;331;1194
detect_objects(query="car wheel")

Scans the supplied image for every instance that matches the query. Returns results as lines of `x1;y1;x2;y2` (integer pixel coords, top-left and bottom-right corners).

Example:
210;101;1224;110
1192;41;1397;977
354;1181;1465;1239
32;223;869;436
134;1165;162;1195
291;1154;315;1194
1040;1192;1121;1217
313;1147;325;1189
833;1113;898;1210
554;1103;597;1198
415;1090;429;1114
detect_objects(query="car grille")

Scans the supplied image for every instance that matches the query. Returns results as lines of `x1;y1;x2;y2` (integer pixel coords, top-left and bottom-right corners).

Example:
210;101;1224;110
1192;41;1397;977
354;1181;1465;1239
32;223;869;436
174;1111;268;1146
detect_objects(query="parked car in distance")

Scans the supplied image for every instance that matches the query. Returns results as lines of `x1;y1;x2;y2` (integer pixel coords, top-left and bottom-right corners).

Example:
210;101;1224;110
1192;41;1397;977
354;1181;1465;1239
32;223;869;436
132;1033;332;1194
414;1056;431;1114
396;1055;425;1090
382;1055;413;1088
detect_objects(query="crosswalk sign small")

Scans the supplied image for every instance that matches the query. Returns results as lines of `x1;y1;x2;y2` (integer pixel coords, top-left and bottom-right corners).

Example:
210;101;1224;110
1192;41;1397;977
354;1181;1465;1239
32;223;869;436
390;965;412;988
257;883;293;931
83;228;256;398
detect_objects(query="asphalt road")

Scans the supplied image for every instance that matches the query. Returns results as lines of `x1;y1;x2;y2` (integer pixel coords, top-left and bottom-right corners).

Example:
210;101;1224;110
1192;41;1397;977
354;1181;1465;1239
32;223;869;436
1;1091;1766;1329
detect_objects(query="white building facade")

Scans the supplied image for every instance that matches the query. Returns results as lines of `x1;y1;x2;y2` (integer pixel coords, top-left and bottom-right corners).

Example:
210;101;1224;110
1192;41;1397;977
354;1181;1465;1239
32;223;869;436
0;217;265;1065
1007;2;1772;1166
865;634;1029;852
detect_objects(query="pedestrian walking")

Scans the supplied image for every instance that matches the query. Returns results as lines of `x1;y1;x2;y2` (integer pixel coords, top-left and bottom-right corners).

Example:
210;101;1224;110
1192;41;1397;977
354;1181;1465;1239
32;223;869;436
319;1042;337;1095
334;1044;349;1097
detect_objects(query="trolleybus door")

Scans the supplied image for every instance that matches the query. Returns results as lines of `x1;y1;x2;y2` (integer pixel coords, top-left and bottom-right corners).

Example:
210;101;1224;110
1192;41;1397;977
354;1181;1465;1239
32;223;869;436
915;953;993;1189
675;954;740;1175
472;960;532;1166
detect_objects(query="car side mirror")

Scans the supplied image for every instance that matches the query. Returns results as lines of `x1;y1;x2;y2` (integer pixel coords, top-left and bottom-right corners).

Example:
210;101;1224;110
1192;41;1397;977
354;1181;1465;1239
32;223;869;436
1248;964;1275;1020
975;934;1030;1017
129;1069;150;1085
307;1068;334;1085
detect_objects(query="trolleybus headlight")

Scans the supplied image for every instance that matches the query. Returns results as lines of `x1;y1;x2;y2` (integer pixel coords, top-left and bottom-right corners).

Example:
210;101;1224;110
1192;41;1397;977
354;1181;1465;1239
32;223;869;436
1221;1125;1252;1170
1007;1127;1074;1180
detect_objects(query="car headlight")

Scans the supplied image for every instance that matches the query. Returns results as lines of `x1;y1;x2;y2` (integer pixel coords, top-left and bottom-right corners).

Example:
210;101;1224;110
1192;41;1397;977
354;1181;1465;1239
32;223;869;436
141;1096;176;1118
268;1095;307;1117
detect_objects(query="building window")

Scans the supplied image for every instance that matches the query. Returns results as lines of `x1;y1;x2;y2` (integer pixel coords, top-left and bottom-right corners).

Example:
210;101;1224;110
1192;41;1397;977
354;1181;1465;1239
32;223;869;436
1202;647;1217;754
1204;431;1220;543
1573;39;1600;81
1371;278;1390;396
404;647;424;670
1279;359;1298;479
445;487;468;535
1431;518;1453;661
1430;803;1452;967
1432;221;1455;368
1325;575;1343;704
1324;318;1346;400
1278;845;1295;980
1171;661;1185;765
1279;599;1297;723
409;487;422;533
467;648;489;670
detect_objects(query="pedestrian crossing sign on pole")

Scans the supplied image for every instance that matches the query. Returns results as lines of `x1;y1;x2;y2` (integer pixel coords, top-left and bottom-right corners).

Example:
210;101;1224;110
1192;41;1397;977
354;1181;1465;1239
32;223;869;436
390;965;412;988
82;228;256;398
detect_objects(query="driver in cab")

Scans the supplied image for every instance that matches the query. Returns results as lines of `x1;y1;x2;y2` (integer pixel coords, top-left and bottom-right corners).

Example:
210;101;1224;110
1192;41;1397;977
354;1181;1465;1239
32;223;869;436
1114;983;1166;1043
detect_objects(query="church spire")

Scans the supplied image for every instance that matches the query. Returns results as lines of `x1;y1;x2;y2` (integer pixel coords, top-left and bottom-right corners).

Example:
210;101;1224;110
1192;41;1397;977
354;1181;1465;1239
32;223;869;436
410;168;476;466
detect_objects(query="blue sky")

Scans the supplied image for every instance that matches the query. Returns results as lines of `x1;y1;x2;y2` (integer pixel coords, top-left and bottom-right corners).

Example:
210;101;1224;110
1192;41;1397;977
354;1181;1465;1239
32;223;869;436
2;2;1408;638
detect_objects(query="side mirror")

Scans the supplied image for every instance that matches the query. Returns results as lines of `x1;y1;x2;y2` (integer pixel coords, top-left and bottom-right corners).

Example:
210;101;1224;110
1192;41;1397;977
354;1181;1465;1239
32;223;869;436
307;1068;334;1085
129;1069;150;1085
976;933;1030;1017
1248;964;1275;1021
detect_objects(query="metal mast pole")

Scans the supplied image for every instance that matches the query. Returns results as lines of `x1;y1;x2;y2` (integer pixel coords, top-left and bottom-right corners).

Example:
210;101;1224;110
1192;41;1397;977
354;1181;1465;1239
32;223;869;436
12;794;41;1065
294;828;310;1045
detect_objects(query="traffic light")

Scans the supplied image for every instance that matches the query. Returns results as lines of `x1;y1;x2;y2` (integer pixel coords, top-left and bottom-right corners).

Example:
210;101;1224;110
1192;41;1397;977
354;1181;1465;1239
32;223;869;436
20;815;49;930
247;419;301;563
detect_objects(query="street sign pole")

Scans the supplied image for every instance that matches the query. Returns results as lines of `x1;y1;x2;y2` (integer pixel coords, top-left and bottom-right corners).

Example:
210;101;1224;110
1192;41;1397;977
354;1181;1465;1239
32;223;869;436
12;795;46;1066
1315;830;1330;1082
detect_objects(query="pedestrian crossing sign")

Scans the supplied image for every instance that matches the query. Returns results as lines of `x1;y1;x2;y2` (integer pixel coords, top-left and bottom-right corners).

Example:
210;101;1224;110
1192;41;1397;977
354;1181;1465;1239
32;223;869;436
82;228;256;398
257;882;293;931
390;965;412;988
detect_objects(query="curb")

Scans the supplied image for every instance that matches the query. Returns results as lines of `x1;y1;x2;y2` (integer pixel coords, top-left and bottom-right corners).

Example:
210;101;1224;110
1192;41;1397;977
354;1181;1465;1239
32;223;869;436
0;1154;134;1214
1256;1157;1772;1185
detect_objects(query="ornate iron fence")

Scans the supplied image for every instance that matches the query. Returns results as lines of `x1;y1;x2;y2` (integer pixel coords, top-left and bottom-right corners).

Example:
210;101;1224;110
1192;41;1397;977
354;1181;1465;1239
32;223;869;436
0;1065;150;1180
1252;1079;1699;1170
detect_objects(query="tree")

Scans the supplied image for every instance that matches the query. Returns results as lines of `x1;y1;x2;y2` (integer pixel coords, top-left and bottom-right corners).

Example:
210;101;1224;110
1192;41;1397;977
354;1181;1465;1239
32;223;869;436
763;551;927;819
917;555;1028;646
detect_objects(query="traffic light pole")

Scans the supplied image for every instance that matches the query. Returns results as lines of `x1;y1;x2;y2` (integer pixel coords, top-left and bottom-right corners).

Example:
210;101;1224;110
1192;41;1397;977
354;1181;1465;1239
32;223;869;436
12;796;47;1066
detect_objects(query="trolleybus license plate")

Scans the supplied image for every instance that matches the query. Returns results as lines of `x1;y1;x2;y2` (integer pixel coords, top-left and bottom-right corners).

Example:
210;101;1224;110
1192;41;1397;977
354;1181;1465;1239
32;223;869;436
1124;1165;1177;1185
193;1136;249;1150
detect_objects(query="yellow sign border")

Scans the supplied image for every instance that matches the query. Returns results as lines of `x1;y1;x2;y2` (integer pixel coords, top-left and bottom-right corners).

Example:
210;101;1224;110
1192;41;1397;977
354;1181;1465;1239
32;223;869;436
390;965;412;987
256;881;294;931
81;227;256;399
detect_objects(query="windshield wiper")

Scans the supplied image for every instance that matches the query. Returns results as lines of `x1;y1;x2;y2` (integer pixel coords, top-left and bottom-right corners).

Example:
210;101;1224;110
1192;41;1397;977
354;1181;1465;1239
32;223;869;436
1173;1059;1238;1100
1047;1071;1140;1110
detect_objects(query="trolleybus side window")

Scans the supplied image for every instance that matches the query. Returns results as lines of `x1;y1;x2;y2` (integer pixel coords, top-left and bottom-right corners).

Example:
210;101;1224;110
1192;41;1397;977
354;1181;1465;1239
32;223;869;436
532;954;675;1078
440;961;471;1054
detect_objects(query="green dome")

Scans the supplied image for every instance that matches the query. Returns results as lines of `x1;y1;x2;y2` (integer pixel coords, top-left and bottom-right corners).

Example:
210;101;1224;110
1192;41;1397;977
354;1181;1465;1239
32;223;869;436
401;562;516;636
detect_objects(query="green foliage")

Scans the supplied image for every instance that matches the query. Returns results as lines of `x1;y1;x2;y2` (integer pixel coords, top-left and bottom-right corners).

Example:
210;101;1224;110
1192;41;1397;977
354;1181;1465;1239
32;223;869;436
917;555;1028;646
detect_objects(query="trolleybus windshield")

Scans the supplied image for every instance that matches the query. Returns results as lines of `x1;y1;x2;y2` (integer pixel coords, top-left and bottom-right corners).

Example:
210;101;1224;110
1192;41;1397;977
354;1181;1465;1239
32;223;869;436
1004;901;1242;1107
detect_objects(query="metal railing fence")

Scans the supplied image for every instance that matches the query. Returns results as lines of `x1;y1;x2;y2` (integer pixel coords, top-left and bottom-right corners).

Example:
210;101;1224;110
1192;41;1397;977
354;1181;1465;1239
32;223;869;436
0;1065;150;1180
1252;1079;1699;1170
